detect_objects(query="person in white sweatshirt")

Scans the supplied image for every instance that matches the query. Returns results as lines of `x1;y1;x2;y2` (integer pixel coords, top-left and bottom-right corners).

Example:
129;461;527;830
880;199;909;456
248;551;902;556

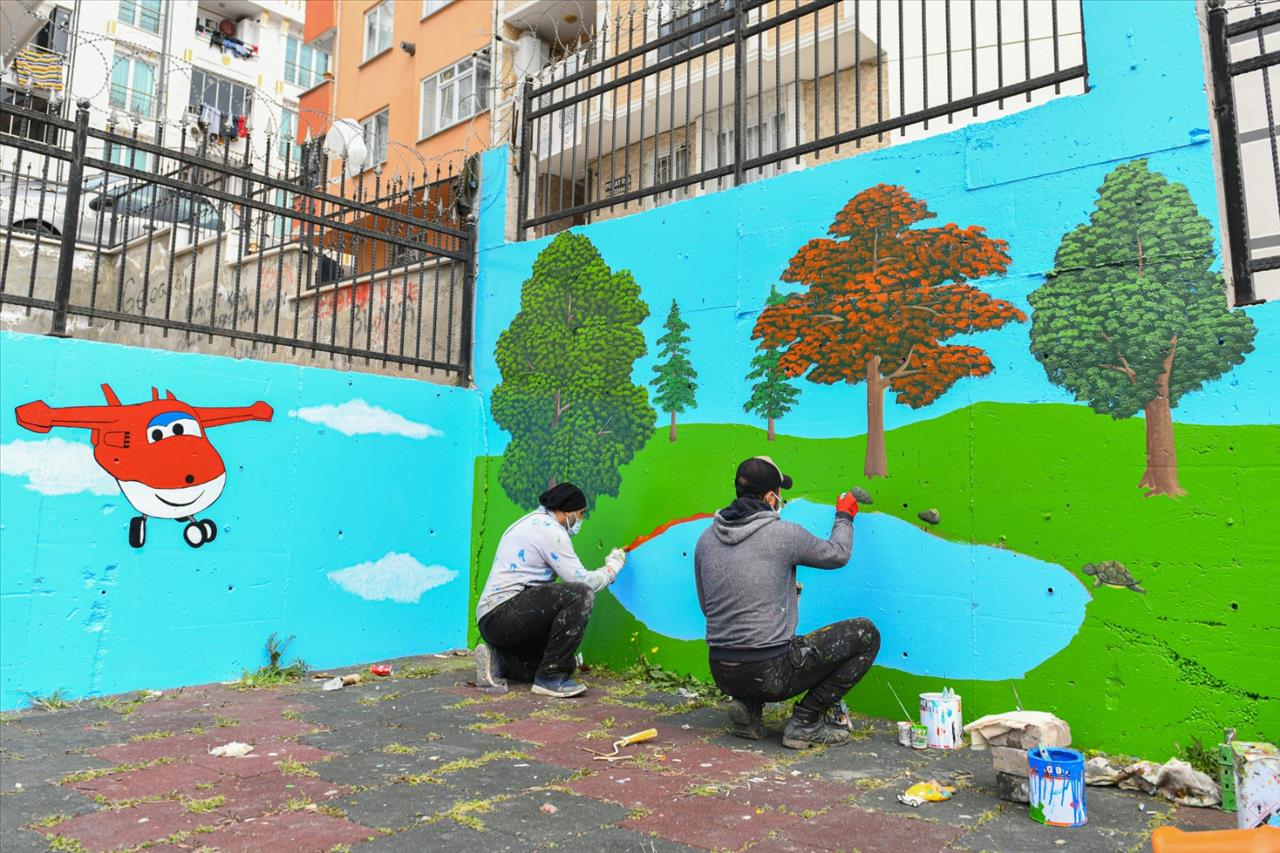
473;483;625;697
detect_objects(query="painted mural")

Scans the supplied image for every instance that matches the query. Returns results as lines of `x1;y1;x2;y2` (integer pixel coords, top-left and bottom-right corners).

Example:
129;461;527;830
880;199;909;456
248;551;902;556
471;0;1279;759
14;385;273;548
0;332;479;709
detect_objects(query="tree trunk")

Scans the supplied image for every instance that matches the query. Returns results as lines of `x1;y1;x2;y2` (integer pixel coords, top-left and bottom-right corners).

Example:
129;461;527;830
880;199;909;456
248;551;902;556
668;410;677;442
767;417;776;442
864;357;888;478
1138;337;1184;497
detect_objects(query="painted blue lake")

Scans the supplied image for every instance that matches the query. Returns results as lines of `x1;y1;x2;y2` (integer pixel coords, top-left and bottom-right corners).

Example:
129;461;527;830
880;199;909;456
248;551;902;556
610;500;1090;680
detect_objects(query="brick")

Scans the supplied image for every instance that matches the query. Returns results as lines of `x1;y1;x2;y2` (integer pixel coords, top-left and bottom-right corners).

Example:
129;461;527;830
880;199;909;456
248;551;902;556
778;804;965;853
192;809;374;852
69;760;224;801
37;801;205;850
995;770;1030;803
622;794;802;849
990;746;1029;776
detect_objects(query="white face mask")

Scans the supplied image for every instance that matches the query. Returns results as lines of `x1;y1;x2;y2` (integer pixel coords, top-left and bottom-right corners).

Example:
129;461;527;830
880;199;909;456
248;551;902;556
565;512;583;536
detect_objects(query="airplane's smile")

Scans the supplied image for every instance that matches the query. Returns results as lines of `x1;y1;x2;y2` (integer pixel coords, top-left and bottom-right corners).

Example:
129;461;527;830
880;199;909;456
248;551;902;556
156;490;205;508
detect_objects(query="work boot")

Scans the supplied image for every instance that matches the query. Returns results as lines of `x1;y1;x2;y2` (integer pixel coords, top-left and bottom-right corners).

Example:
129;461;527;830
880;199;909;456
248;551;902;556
531;676;587;698
782;716;853;749
474;643;507;692
726;697;765;740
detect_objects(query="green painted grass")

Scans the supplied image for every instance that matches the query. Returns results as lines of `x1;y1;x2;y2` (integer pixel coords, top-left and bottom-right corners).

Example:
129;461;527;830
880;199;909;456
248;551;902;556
470;402;1280;756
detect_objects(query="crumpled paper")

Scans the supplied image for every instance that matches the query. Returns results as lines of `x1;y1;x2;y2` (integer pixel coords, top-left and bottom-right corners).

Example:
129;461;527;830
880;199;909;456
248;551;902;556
208;741;254;758
1086;756;1220;807
963;711;1072;750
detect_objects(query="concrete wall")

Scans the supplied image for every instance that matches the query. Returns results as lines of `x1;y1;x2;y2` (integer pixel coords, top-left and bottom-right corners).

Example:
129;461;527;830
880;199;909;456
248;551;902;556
469;0;1280;757
0;331;482;709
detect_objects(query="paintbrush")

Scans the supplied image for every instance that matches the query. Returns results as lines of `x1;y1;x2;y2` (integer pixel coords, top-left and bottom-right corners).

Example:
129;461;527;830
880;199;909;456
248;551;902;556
885;680;915;722
1012;684;1024;712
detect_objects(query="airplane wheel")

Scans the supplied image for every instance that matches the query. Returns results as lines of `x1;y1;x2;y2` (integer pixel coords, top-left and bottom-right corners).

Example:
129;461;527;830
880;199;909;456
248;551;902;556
129;517;146;548
183;521;206;548
200;519;217;543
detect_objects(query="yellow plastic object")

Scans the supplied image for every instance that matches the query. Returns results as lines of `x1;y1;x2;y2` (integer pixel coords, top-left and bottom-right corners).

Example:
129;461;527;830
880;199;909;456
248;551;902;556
897;780;957;807
618;728;658;746
1151;825;1280;853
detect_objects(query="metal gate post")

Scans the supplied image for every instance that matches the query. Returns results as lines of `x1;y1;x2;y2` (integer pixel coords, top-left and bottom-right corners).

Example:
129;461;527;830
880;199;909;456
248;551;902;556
732;0;747;186
51;99;90;336
517;76;534;241
1206;0;1255;305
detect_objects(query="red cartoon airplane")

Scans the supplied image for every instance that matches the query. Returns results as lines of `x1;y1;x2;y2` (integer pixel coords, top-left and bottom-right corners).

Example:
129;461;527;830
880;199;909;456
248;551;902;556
14;385;272;548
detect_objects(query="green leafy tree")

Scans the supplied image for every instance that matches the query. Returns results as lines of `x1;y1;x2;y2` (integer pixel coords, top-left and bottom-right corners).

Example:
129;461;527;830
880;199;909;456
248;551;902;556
744;286;801;440
651;299;698;442
1029;159;1257;497
492;232;655;510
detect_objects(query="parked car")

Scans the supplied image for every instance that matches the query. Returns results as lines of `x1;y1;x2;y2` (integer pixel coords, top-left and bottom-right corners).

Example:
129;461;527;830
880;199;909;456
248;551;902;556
0;174;226;246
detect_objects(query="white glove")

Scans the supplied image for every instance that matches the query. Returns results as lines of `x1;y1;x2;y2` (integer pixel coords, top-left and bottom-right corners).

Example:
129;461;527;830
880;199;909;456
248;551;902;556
604;548;626;576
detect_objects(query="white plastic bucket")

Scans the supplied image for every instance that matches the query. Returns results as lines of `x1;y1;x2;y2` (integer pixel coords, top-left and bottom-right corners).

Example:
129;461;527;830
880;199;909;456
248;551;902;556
919;692;963;749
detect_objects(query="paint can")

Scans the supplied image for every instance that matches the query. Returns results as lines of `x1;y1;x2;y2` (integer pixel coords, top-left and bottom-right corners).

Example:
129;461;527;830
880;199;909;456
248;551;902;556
919;691;963;749
897;721;913;747
1028;747;1087;827
910;724;929;749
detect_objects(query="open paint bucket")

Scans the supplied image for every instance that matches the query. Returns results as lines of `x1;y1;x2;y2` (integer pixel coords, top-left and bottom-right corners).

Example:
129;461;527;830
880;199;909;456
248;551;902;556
897;721;912;747
1028;747;1087;827
919;692;963;749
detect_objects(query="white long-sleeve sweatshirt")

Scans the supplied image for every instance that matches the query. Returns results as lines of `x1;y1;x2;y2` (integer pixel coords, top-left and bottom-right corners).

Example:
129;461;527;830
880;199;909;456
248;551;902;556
475;506;617;622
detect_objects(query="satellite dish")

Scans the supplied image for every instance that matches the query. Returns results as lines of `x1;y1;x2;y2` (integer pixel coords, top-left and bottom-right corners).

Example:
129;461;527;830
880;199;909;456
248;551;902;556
324;118;367;179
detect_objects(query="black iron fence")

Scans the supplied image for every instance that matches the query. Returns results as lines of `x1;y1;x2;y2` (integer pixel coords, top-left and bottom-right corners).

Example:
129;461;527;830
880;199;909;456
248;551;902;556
516;0;1088;237
1207;0;1280;305
0;99;476;380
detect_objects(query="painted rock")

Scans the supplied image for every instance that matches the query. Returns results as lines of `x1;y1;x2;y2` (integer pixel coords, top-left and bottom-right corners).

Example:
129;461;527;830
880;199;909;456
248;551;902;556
918;508;941;525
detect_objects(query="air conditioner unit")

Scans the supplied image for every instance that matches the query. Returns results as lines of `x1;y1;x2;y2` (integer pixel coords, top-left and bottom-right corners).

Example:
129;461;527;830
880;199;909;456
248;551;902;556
235;18;261;46
513;32;550;82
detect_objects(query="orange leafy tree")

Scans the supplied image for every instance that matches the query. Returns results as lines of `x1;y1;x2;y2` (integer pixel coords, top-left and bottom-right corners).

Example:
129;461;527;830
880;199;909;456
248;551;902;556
754;184;1025;477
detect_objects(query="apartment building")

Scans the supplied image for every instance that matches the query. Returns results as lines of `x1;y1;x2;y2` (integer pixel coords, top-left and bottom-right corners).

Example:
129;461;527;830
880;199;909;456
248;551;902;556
497;0;1085;238
1;0;313;180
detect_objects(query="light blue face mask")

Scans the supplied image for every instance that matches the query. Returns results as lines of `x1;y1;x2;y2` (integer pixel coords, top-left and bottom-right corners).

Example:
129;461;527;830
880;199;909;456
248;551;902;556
566;515;583;537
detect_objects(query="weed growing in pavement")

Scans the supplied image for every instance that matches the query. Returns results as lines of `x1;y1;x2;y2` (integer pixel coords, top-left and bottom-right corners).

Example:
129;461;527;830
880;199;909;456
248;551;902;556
59;758;173;785
237;634;307;689
185;795;225;814
1176;736;1218;778
383;743;418;754
25;690;75;711
433;750;531;775
397;665;436;679
46;836;88;853
284;796;314;811
128;730;174;742
316;804;347;819
427;795;510;831
278;758;319;777
27;814;69;828
281;709;304;721
211;714;237;728
357;691;401;707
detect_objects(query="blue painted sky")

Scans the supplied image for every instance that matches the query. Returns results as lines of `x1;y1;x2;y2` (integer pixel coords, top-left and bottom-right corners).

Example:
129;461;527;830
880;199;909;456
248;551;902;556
474;0;1278;454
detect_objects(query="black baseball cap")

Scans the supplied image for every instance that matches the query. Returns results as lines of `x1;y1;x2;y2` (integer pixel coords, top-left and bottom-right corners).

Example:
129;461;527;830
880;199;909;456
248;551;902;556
735;456;793;496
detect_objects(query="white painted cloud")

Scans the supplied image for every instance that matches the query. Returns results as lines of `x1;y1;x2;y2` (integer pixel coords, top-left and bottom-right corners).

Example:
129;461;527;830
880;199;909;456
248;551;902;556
289;399;443;439
328;552;457;604
0;438;117;496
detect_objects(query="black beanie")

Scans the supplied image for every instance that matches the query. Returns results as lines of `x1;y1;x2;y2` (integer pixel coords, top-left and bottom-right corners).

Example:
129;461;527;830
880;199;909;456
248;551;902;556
539;483;587;512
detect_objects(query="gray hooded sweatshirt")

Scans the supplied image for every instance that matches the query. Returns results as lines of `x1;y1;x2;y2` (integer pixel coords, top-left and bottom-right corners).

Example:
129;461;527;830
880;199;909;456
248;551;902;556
694;498;853;660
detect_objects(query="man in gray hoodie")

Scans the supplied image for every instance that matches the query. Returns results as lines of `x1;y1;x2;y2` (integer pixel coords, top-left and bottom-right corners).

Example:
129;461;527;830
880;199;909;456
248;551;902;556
694;457;880;748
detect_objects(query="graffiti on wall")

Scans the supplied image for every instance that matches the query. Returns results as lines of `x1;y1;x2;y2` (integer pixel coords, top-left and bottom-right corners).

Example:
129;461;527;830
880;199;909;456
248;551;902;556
13;385;272;548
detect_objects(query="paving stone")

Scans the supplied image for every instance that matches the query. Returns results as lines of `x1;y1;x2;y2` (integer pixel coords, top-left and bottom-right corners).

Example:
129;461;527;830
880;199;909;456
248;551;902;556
529;740;613;772
36;800;206;851
622;791;802;850
188;739;333;778
1;749;115;789
722;773;858;813
489;717;596;745
1172;803;1237;830
949;803;1145;852
1075;786;1176;832
330;782;468;831
352;819;522;852
790;744;932;787
661;741;770;780
0;784;98;850
213;770;347;819
192;808;375;852
565;766;694;810
851;781;997;824
532;826;704;851
440;758;572;798
69;759;224;801
774;803;966;853
482;788;629;846
91;731;228;765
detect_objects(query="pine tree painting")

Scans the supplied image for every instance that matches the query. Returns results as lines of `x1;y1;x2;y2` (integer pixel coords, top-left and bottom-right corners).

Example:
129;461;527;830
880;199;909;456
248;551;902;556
491;232;655;510
1029;159;1257;497
651;299;698;442
744;286;801;440
754;184;1024;477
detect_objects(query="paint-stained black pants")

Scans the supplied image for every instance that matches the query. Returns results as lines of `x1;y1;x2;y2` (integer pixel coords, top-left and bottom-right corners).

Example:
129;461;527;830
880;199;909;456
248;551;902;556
476;582;594;681
709;618;881;725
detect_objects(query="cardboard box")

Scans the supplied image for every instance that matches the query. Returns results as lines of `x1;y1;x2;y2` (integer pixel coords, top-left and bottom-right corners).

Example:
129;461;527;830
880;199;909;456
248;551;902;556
1232;741;1280;830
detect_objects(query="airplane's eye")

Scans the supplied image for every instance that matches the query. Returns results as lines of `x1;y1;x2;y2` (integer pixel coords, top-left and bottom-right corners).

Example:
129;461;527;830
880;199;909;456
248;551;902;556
169;418;202;438
148;427;166;443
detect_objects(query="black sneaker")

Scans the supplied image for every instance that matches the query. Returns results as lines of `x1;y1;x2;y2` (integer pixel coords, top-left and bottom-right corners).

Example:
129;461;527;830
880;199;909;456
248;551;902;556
782;717;852;749
726;698;765;740
531;676;587;698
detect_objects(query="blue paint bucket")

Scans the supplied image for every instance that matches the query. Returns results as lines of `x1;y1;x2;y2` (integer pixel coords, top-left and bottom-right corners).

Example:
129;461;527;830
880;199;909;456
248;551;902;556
1028;747;1086;827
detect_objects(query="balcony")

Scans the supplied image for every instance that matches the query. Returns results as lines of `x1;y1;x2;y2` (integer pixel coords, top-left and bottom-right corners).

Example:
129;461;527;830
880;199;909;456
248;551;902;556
297;78;332;145
303;0;336;43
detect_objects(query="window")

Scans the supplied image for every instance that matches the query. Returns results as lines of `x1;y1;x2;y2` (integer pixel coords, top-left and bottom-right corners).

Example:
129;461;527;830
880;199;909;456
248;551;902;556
271;188;296;241
713;111;787;175
0;85;61;144
188;68;252;117
364;0;394;61
118;0;162;34
34;7;72;55
284;35;329;88
109;53;156;117
106;142;153;172
422;0;452;15
419;53;490;137
361;109;389;166
658;0;735;61
652;145;690;188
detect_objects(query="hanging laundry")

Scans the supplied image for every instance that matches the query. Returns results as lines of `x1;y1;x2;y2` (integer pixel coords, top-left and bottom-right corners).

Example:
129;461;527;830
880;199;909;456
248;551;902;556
13;47;64;92
236;115;247;138
201;104;221;137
